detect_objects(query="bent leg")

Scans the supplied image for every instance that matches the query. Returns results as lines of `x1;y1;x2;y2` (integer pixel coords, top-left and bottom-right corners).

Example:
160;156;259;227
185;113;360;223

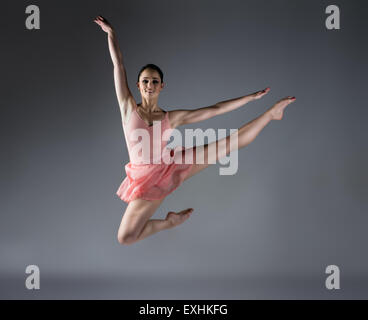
117;198;165;245
117;197;193;245
136;208;194;243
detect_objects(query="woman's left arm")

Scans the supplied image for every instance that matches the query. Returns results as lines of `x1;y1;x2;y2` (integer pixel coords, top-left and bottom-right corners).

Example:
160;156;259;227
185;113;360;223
215;87;270;114
170;87;270;128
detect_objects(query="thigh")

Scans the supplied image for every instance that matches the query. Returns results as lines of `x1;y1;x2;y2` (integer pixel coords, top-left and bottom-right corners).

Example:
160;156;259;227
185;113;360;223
182;143;212;182
118;197;165;238
182;135;229;182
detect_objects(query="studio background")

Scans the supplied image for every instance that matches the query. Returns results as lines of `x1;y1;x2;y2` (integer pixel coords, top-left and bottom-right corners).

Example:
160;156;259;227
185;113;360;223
1;0;367;299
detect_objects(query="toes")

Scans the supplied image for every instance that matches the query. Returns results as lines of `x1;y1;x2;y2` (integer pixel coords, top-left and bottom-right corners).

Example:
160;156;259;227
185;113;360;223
177;208;193;219
186;208;194;215
180;209;193;215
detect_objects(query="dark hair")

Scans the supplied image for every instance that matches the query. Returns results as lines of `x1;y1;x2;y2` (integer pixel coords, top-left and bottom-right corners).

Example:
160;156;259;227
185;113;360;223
137;63;164;83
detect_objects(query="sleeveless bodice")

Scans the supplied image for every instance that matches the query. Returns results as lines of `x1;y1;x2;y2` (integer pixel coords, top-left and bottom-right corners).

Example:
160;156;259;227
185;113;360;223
122;107;173;165
116;106;193;203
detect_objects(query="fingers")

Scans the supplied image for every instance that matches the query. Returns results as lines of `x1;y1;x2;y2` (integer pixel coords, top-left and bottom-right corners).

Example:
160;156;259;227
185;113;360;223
256;87;270;95
260;87;270;94
93;16;108;30
253;87;270;99
93;15;106;23
253;88;296;103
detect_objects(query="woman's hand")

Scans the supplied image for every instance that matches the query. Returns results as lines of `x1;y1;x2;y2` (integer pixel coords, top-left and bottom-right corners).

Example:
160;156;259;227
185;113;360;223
94;15;113;34
251;87;271;100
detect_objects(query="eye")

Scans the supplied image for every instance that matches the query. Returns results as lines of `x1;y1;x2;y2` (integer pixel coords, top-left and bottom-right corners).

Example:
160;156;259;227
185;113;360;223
153;80;159;84
143;80;148;83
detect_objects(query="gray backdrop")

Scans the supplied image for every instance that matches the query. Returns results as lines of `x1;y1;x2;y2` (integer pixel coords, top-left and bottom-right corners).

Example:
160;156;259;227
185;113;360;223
1;0;367;299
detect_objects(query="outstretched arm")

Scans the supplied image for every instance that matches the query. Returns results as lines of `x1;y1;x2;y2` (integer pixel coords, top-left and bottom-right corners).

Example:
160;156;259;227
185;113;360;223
169;87;270;128
94;15;133;107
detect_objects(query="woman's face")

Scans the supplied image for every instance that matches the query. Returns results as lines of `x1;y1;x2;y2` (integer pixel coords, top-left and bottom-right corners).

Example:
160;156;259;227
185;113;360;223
137;68;164;98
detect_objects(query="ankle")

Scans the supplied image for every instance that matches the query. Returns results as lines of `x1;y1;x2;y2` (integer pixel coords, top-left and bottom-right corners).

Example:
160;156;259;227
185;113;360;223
164;218;175;229
263;110;274;121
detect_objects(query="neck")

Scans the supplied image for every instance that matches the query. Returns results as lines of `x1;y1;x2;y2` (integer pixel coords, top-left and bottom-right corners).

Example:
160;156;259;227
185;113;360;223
139;96;160;112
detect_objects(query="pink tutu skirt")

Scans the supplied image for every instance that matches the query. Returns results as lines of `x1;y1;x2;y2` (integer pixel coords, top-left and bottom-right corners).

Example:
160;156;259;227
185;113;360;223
116;147;193;203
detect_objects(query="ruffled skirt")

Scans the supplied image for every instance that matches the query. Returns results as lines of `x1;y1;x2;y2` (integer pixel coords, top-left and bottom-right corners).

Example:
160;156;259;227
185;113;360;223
116;147;193;203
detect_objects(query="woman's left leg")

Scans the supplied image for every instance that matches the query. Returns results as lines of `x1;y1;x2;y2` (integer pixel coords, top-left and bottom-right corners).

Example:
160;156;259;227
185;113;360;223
118;197;193;245
135;208;194;243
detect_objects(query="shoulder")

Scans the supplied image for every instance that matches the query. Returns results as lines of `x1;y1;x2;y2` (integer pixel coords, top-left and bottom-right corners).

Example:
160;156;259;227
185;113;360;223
166;108;192;128
166;110;179;129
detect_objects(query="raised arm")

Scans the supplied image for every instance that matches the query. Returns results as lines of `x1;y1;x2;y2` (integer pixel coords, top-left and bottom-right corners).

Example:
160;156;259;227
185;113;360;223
94;16;134;108
169;87;270;128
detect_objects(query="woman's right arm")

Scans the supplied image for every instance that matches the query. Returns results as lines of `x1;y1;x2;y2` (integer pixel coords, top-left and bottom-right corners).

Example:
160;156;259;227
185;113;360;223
94;16;134;107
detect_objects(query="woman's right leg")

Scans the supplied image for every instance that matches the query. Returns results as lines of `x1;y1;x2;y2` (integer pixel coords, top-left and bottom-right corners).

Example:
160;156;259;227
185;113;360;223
182;96;296;181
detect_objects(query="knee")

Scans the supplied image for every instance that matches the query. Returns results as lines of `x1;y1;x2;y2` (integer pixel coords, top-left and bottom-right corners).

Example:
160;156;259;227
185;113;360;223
117;232;137;245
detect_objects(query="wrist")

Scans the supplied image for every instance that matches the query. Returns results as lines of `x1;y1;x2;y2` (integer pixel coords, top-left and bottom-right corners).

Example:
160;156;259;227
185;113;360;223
245;94;255;103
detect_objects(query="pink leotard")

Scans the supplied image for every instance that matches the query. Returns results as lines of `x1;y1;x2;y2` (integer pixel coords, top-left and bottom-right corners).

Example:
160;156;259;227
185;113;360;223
116;106;193;203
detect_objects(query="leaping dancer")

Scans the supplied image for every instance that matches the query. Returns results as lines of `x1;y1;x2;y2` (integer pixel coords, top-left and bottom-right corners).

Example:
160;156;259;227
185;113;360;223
94;15;296;245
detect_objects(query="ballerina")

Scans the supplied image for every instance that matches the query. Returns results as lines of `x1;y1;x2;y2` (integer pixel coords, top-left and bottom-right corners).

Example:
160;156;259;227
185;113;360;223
94;15;296;245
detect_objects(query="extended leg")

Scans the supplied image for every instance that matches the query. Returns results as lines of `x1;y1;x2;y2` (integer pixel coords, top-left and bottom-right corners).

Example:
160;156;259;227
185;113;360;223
183;96;296;181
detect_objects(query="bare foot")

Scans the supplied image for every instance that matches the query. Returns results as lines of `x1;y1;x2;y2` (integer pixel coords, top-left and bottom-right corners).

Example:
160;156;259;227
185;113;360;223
252;87;271;100
165;208;194;228
267;96;296;120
